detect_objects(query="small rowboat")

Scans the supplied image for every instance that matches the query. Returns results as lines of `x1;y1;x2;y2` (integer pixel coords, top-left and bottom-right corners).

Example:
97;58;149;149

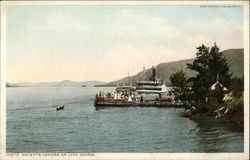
56;105;64;111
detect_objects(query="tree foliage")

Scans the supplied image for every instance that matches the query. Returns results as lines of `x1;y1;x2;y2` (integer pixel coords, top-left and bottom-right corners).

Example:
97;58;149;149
169;70;190;101
229;77;244;98
186;43;232;102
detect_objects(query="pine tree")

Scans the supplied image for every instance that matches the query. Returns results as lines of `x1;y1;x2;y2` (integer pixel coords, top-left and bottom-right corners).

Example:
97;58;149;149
186;43;232;102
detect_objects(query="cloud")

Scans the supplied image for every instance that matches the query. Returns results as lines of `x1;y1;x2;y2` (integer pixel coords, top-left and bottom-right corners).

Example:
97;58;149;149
6;6;244;82
187;34;211;46
29;12;88;33
184;18;243;50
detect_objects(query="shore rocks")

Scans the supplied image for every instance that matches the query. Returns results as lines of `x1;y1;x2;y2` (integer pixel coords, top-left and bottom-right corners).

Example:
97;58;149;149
183;106;197;117
183;105;243;128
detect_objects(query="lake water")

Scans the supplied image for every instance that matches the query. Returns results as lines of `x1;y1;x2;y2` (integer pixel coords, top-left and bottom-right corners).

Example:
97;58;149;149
6;87;243;153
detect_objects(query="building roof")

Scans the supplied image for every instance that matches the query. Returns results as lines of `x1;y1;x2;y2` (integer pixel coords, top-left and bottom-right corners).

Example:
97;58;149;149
210;81;227;91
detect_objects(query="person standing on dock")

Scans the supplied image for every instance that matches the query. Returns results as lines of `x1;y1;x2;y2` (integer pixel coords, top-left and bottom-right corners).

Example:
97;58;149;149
140;95;143;102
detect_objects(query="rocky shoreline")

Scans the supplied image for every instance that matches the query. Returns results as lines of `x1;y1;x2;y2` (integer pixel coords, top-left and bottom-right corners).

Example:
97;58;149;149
183;111;244;129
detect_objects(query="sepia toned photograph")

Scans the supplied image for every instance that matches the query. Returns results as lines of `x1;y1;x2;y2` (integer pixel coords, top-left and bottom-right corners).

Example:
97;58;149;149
0;1;249;160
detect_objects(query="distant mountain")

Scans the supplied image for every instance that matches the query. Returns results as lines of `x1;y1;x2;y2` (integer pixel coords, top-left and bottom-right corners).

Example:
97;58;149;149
76;80;106;87
6;83;21;87
6;48;243;87
6;80;106;87
57;80;76;87
35;82;58;87
105;48;244;86
222;49;244;78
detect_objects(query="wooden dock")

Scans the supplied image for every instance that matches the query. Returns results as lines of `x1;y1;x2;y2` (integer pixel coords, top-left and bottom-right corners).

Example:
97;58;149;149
94;96;184;108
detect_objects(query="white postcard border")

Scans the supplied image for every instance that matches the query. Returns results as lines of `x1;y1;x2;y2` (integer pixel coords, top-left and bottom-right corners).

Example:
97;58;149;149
0;1;249;160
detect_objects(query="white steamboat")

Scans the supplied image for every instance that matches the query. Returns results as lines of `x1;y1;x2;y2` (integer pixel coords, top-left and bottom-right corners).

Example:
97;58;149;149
136;67;167;95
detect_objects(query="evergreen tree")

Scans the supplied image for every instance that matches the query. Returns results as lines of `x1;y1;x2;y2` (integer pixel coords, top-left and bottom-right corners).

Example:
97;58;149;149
186;43;231;102
229;77;244;98
169;70;190;101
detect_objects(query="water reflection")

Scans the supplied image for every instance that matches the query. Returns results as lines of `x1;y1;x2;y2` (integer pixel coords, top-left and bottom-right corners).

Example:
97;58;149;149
193;118;243;152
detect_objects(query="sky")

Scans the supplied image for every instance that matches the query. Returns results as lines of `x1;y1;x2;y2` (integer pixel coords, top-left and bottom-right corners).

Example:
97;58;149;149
6;4;244;83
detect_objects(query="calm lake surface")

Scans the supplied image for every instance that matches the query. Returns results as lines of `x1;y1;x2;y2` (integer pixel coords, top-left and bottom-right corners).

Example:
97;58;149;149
6;87;243;153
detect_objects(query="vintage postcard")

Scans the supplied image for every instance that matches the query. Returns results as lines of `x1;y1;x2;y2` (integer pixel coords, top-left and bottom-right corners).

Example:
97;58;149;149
0;1;249;160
